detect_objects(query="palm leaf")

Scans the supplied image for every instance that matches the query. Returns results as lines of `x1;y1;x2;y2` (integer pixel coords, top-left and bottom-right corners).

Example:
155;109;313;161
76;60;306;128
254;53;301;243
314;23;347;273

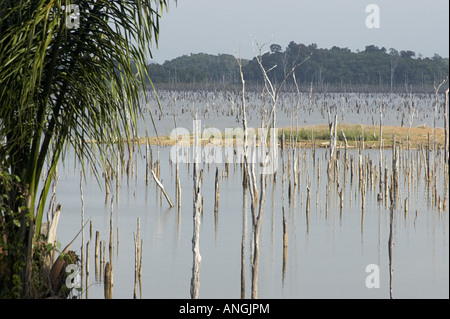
1;0;169;297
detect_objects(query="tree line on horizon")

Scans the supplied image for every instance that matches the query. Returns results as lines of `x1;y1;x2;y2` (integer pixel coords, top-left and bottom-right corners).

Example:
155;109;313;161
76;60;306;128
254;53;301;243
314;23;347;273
147;41;449;92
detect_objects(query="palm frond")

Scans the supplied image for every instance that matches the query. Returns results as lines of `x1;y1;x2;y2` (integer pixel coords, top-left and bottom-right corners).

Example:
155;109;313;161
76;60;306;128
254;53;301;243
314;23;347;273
1;0;168;239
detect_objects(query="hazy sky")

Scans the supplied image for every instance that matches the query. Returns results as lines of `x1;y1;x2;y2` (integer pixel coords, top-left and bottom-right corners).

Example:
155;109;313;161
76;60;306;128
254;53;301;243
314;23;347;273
149;0;449;63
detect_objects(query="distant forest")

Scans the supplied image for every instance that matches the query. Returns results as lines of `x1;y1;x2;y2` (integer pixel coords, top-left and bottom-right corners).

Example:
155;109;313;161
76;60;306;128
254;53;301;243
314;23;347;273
147;42;449;92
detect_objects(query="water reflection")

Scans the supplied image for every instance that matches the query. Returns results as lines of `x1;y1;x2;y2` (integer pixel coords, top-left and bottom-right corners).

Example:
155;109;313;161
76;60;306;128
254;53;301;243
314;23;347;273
55;119;448;299
241;187;248;299
388;202;394;299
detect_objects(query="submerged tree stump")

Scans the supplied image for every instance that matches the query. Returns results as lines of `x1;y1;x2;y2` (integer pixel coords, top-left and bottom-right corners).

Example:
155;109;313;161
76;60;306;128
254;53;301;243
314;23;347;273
104;262;113;299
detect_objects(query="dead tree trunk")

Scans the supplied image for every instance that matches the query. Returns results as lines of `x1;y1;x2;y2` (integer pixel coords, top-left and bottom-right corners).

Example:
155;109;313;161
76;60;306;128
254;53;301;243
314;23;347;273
151;169;174;207
190;118;202;299
444;88;449;168
434;79;447;152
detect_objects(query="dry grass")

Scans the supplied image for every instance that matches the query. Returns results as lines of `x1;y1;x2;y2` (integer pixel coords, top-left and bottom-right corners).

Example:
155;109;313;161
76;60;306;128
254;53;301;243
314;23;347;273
281;124;446;149
138;124;446;150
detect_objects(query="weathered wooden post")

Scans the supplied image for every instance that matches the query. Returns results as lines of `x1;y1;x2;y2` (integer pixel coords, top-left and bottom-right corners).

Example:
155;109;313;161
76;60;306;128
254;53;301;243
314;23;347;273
151;169;174;207
95;231;100;281
191;118;202;299
104;261;113;299
133;217;142;299
404;197;409;219
392;135;399;204
86;241;90;299
109;198;113;263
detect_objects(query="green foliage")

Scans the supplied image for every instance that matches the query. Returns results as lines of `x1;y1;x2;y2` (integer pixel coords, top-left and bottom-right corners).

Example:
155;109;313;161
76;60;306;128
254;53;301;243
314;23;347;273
244;43;448;90
337;126;378;142
148;53;242;84
147;42;448;91
1;0;168;298
0;169;27;298
281;128;331;142
281;126;379;144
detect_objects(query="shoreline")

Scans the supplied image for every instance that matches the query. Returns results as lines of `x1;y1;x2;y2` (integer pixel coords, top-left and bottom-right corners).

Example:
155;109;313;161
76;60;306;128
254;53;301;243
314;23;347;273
131;123;446;150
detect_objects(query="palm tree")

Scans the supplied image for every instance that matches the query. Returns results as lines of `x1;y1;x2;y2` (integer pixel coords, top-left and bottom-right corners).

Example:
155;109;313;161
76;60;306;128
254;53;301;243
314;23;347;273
0;0;168;298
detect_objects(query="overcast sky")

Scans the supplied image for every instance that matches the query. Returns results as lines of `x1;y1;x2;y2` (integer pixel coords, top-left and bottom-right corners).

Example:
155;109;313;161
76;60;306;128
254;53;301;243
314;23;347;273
149;0;449;63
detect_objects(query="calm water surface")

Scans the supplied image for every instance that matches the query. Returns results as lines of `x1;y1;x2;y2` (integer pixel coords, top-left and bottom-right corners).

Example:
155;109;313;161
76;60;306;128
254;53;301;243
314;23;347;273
54;92;448;299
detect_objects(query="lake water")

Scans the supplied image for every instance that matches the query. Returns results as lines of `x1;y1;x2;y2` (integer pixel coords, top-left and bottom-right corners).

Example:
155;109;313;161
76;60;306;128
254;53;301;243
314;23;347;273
54;91;448;299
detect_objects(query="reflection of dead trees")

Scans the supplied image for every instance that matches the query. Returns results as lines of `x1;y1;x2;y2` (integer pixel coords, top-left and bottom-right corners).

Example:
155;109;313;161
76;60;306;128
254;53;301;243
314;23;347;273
133;218;143;299
250;174;266;299
237;55;265;300
241;41;310;298
282;208;288;284
85;240;90;298
214;166;220;218
240;189;248;299
339;188;344;214
306;185;311;234
388;187;395;300
174;115;182;215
